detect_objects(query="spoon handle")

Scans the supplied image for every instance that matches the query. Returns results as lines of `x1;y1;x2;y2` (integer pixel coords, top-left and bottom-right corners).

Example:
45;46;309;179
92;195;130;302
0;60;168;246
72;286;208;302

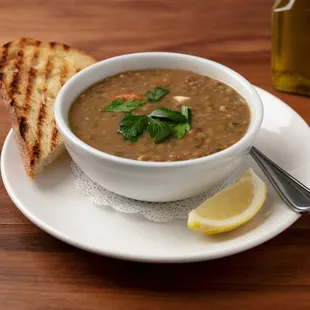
250;146;310;213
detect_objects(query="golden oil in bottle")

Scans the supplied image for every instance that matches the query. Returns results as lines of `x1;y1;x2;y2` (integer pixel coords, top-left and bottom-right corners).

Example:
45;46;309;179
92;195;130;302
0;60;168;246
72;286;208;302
272;0;310;96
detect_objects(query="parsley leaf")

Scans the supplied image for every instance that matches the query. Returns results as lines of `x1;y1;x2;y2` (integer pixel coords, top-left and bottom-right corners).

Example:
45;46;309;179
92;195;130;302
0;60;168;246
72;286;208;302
148;108;187;122
118;115;147;142
173;123;190;139
174;122;189;139
146;87;169;103
173;105;192;139
100;97;124;112
101;97;145;113
181;105;192;123
147;116;172;143
117;105;192;143
121;98;146;111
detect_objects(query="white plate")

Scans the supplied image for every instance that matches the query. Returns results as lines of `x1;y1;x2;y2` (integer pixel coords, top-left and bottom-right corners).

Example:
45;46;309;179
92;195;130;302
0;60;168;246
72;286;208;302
1;87;309;263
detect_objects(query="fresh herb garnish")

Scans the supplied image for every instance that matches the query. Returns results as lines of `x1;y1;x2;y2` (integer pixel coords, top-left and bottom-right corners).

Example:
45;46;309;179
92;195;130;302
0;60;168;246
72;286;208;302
103;87;192;143
118;115;147;142
146;87;169;103
101;86;169;113
173;105;192;139
118;106;192;143
147;117;172;143
174;123;190;139
100;97;123;112
181;105;192;123
149;108;187;122
101;97;145;113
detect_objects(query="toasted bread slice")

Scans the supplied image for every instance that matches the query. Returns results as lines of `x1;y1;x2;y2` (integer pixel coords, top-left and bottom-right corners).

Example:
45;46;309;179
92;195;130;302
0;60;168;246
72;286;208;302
0;38;96;177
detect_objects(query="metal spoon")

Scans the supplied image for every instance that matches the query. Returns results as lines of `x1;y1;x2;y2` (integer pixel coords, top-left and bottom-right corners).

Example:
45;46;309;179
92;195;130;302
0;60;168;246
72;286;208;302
250;146;310;213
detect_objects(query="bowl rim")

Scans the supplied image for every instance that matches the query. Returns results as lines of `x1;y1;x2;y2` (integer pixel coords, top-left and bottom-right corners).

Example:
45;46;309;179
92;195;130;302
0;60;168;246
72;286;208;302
54;52;263;167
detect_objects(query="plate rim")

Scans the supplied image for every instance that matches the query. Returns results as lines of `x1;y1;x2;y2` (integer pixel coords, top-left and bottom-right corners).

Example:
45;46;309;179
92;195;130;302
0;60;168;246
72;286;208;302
1;86;303;263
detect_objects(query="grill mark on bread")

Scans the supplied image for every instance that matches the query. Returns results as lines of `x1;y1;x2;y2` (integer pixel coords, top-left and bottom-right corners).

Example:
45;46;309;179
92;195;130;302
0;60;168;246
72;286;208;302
50;45;68;152
61;63;68;86
19;117;27;139
0;42;11;71
24;40;41;164
11;40;27;141
50;123;59;152
49;67;60;152
24;43;40;113
34;57;52;165
9;39;27;97
30;142;40;168
31;39;41;46
9;49;24;96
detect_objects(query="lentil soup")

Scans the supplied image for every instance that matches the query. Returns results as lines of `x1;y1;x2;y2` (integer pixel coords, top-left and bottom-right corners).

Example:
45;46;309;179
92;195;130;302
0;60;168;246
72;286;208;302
69;69;250;161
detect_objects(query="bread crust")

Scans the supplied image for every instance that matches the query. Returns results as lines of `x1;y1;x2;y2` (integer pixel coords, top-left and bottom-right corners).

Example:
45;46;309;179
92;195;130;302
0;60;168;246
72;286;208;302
0;38;96;177
0;79;33;175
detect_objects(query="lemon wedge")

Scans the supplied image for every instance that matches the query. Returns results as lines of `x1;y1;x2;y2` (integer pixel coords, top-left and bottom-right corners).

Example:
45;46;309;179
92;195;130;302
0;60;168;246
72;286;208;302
188;169;267;234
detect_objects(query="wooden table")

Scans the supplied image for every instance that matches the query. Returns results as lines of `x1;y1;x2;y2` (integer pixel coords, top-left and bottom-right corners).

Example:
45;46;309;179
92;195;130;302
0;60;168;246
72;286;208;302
1;0;310;309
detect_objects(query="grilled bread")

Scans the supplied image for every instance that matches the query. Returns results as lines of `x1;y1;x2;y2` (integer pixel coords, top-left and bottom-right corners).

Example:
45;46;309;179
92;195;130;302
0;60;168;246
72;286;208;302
0;38;96;177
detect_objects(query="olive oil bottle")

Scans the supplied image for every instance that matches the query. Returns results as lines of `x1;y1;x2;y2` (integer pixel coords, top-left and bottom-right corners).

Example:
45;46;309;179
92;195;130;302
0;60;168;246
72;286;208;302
272;0;310;96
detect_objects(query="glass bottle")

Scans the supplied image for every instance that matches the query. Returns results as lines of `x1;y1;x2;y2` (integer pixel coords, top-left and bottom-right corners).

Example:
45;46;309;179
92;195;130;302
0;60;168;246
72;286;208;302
272;0;310;96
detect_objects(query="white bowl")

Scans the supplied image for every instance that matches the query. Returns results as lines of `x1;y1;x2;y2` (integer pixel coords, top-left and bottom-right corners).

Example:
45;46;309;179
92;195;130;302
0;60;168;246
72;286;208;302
54;52;263;202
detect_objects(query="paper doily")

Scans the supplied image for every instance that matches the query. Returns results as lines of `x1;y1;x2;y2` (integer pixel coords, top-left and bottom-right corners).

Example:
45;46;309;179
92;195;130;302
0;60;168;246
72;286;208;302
71;162;242;222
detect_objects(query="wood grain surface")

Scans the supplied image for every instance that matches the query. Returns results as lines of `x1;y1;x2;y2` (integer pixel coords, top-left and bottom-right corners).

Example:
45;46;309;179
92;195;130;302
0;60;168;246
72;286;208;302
1;0;310;309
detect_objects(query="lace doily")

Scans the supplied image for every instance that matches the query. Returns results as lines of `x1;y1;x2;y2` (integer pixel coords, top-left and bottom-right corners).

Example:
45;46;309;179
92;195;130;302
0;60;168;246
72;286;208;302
71;162;242;222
